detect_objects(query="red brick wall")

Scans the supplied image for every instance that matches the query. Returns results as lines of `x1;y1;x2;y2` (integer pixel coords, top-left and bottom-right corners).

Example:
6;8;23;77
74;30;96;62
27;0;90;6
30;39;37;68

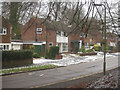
21;21;47;42
46;30;56;51
1;17;11;43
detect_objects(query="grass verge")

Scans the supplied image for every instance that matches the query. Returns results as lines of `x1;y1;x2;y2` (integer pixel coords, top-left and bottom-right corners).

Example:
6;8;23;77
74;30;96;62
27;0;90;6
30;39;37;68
0;65;57;75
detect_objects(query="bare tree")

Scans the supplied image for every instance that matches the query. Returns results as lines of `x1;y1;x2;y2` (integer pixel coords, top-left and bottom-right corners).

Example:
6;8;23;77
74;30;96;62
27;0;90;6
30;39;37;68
1;0;118;37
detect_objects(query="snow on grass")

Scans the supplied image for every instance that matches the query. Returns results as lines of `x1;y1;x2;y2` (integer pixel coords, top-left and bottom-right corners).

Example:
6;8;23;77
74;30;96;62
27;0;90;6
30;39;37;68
33;52;119;66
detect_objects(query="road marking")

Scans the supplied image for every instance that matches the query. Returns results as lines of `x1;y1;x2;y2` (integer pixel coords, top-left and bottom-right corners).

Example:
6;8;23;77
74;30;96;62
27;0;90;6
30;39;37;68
40;74;44;77
30;71;102;88
31;67;118;88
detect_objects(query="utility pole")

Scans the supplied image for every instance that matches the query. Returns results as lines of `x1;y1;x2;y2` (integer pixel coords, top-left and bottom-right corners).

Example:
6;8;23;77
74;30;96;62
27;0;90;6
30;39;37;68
94;3;106;75
103;4;106;75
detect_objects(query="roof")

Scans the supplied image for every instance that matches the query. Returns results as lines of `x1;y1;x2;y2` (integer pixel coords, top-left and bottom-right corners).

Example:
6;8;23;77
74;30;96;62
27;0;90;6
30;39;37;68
107;32;117;38
1;16;11;27
27;17;83;33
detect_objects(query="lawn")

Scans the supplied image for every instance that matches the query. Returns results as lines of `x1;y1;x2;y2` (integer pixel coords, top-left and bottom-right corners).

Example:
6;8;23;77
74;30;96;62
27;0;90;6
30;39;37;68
0;64;57;75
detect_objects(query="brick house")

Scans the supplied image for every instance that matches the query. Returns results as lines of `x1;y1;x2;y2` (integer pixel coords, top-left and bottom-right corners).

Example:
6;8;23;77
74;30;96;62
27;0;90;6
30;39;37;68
0;17;12;50
68;28;105;52
68;32;84;52
22;17;72;54
106;32;118;47
21;17;118;54
21;17;56;54
87;30;103;46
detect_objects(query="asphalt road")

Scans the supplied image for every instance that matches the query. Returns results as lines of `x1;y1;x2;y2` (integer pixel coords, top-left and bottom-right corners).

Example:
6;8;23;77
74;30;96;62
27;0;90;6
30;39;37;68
2;56;119;89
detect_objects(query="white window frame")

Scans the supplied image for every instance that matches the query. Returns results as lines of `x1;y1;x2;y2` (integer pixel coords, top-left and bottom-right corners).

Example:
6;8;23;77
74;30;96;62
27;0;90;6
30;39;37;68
80;33;84;37
56;31;61;36
36;28;42;34
0;27;7;35
0;45;9;51
49;42;53;47
63;32;68;37
111;37;114;41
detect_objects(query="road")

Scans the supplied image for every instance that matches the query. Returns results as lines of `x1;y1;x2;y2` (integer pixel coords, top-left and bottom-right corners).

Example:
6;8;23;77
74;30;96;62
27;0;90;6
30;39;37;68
2;56;119;88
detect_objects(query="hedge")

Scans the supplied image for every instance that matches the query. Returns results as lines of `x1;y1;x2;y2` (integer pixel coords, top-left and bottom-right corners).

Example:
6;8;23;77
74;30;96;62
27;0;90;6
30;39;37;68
2;50;33;61
45;46;59;59
79;52;97;56
2;50;33;69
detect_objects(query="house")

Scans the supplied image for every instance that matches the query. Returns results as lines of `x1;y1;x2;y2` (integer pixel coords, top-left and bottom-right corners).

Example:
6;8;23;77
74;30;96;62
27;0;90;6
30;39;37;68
68;32;83;52
87;30;103;46
106;32;118;47
22;17;72;54
0;17;12;50
21;17;118;54
21;17;56;55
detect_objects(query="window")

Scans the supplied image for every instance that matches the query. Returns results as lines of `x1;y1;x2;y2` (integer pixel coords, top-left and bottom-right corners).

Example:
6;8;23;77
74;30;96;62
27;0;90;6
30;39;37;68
49;42;53;47
0;27;7;35
85;42;89;46
0;45;3;50
111;37;114;41
63;32;68;37
80;33;84;37
103;36;107;39
57;31;61;36
62;43;68;52
0;45;9;50
36;28;42;34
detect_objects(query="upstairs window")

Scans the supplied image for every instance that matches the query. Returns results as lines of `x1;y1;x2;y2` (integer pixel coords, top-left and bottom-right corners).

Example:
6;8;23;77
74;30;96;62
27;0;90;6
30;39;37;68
56;31;61;36
36;28;42;34
103;36;107;39
80;33;84;37
0;27;7;35
62;43;68;52
111;37;114;41
63;32;68;37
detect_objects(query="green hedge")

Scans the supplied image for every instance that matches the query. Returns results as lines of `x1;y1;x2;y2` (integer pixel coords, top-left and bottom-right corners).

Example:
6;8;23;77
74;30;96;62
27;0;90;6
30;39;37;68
2;50;33;61
2;50;33;69
45;46;59;59
81;46;85;53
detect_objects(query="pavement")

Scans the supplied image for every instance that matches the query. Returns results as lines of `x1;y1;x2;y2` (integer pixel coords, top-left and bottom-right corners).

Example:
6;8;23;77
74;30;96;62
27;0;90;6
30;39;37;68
2;55;119;89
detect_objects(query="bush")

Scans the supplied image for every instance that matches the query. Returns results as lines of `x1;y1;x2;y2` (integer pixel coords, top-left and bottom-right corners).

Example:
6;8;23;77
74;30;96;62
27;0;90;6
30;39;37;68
33;52;40;58
94;45;102;51
2;50;33;61
45;46;59;59
29;45;35;52
85;49;94;53
81;46;85;53
2;50;33;68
